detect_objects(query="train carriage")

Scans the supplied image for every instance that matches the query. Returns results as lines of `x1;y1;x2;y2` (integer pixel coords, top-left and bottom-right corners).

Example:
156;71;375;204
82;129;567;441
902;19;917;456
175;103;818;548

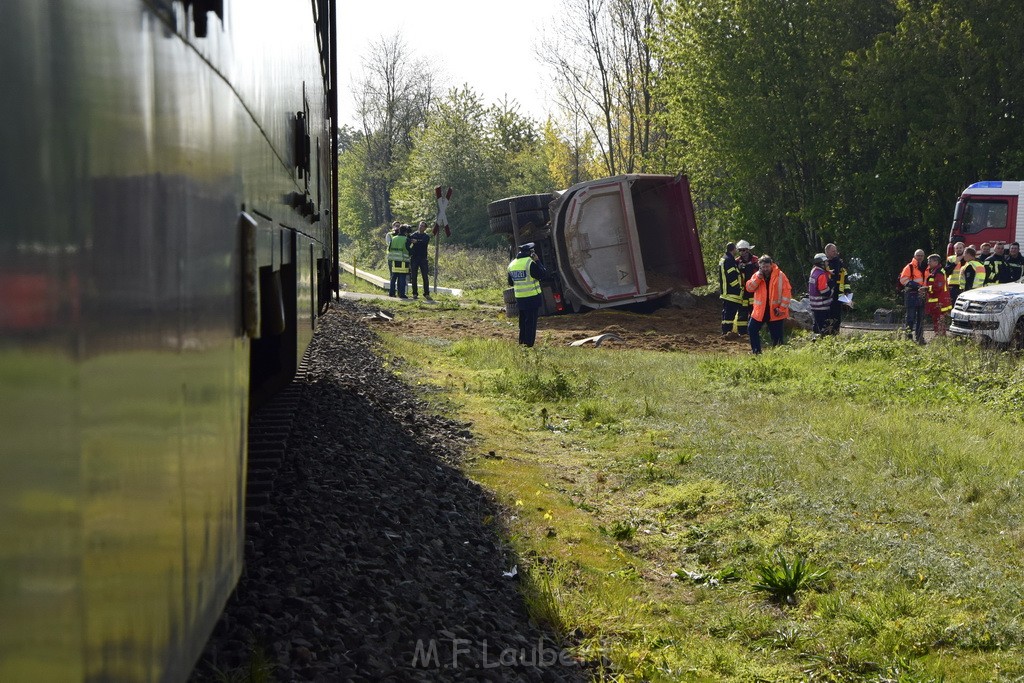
0;1;338;680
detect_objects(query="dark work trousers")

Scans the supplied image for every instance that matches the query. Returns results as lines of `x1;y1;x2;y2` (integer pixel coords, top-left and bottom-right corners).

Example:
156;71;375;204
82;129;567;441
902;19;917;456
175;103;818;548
517;295;541;347
721;299;741;333
410;259;430;297
736;304;751;332
824;300;843;335
812;310;830;335
389;270;407;298
904;290;925;344
747;316;784;354
949;285;961;308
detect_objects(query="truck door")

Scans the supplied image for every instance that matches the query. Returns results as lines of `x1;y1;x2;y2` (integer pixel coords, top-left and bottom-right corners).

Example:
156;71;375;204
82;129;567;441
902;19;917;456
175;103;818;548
951;194;1017;248
562;179;647;301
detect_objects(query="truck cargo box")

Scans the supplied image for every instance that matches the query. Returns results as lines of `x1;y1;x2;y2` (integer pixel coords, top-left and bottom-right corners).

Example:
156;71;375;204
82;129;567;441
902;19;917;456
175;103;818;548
492;174;706;314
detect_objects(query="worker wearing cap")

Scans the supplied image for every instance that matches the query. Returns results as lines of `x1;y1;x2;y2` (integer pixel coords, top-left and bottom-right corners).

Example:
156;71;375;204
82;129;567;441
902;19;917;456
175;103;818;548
735;240;758;335
899;249;928;344
387;224;411;298
507;242;548;347
745;255;791;354
823;243;850;335
718;242;743;336
808;253;832;336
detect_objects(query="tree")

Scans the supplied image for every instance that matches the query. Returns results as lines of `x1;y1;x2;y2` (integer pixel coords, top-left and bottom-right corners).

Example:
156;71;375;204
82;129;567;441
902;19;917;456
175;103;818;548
353;32;435;227
392;87;555;246
538;0;663;176
655;0;895;277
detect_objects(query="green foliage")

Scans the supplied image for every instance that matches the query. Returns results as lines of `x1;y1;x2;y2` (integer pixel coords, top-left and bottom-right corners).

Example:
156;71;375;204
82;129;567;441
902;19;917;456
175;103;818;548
655;0;1024;297
393;323;1024;680
391;87;556;247
751;551;829;605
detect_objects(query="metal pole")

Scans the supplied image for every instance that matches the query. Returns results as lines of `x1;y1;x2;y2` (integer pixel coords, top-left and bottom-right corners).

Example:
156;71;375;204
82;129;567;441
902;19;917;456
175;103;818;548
432;229;439;295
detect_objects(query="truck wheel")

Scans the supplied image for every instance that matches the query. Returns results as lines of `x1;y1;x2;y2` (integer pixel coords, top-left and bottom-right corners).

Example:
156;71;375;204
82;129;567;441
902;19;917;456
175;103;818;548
487;193;554;218
489;210;548;235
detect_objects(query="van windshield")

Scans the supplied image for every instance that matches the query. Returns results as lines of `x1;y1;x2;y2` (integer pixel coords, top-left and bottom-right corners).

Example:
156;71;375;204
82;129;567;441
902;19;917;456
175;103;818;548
961;199;1009;234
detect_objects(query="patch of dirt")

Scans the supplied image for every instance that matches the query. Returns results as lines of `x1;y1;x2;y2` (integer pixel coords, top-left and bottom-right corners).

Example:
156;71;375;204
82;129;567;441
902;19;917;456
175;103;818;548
388;295;751;353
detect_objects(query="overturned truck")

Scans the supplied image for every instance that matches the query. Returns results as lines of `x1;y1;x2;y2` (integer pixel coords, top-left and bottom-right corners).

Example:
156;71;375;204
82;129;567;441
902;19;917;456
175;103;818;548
490;174;707;315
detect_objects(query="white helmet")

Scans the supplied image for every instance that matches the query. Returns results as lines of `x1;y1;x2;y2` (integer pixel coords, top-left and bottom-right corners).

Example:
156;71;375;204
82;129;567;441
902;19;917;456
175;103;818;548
736;240;754;250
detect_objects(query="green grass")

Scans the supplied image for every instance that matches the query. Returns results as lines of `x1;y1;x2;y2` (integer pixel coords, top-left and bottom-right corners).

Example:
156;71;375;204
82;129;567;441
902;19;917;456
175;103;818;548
380;316;1024;681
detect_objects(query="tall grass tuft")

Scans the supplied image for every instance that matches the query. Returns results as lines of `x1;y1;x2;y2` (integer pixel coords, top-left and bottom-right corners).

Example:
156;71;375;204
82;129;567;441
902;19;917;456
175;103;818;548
752;551;828;605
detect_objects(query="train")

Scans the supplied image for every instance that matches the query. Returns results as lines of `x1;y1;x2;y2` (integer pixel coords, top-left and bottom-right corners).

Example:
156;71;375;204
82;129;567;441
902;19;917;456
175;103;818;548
0;1;338;680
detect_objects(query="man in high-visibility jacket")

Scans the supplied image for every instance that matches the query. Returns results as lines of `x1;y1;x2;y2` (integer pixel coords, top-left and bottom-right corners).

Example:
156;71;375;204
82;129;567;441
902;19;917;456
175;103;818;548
744;255;792;354
735;240;758;335
507;242;548;347
960;247;987;292
808;253;832;336
944;241;966;305
924;253;952;336
823;243;851;336
899;249;928;344
388;224;411;298
718;242;743;335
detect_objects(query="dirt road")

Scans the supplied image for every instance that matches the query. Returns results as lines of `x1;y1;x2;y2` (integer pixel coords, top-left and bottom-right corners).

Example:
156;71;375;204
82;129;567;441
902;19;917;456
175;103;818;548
377;294;756;353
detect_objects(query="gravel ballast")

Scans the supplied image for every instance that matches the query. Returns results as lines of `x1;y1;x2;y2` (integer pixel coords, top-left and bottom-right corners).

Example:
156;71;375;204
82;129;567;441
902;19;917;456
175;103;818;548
190;301;587;682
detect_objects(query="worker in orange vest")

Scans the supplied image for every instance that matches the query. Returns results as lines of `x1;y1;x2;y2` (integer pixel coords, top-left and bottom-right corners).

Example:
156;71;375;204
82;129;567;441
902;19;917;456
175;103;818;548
899;249;927;344
744;255;792;354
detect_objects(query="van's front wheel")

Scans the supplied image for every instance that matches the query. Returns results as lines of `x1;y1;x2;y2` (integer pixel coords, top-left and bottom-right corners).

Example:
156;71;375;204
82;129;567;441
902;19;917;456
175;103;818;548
1012;318;1024;351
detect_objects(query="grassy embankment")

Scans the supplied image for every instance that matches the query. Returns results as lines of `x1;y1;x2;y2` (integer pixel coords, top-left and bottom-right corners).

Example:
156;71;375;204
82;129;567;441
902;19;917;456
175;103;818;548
380;316;1024;681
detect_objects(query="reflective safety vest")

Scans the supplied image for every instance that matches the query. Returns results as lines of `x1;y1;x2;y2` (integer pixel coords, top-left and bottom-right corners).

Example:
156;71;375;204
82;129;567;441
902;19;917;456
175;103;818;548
962;259;986;291
508;257;541;298
388;235;410;273
985;255;1004;284
746;264;792;321
925;267;952;313
899;259;927;288
719;255;742;303
807;266;831;311
945;254;963;287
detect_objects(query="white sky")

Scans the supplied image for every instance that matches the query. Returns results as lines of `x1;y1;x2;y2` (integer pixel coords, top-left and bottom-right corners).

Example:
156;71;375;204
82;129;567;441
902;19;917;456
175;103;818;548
336;0;556;128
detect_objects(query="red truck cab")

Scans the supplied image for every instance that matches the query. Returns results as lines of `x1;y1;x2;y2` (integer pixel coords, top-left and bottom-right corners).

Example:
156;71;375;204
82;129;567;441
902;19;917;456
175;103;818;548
948;181;1024;253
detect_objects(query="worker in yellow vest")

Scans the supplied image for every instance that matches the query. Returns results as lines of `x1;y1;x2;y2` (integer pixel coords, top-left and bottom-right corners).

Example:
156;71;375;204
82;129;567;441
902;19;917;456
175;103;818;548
388;224;411;298
960;246;987;292
507;242;548;347
944;241;965;305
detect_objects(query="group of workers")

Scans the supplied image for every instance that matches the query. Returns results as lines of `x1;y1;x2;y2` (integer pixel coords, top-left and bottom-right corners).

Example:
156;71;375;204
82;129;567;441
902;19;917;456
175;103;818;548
720;237;1024;353
719;241;852;354
898;240;1024;343
385;220;433;299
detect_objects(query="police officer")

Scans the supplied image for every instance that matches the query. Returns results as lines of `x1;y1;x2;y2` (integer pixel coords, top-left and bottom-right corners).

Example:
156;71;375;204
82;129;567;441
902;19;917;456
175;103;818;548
388;224;411;298
507;242;547;347
719;242;743;336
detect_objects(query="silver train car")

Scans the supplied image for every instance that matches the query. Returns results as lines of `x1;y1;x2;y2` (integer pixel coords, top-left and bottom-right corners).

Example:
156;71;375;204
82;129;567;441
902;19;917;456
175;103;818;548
0;1;338;680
